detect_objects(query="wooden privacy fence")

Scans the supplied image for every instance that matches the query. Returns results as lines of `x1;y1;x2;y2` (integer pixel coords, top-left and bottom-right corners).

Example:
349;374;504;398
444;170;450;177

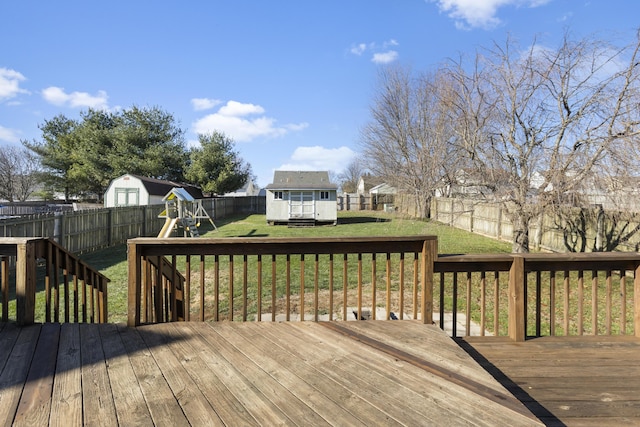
435;252;640;340
0;196;266;254
0;237;109;325
127;236;438;327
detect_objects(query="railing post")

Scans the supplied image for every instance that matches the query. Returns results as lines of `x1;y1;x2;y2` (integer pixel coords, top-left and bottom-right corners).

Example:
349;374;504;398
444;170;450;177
509;255;526;341
421;238;437;325
127;241;142;326
16;240;37;326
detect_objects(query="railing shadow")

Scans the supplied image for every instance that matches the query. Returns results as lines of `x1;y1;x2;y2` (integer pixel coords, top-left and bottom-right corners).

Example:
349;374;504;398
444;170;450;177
455;338;565;426
0;322;187;415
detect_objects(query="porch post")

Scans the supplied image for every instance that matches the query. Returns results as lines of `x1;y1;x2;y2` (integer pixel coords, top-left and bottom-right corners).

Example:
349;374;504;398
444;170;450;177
421;238;437;325
127;240;142;326
509;255;526;341
16;240;37;326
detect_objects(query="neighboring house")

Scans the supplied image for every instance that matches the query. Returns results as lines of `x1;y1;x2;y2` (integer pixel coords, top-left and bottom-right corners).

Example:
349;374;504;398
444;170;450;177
222;181;260;197
265;171;338;225
369;182;397;209
356;174;386;195
103;174;203;208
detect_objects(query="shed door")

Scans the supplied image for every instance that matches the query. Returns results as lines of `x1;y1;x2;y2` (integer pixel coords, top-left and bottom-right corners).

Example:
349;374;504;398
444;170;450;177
289;191;314;219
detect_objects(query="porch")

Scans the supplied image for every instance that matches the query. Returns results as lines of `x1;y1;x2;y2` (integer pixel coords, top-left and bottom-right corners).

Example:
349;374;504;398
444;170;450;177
2;320;543;426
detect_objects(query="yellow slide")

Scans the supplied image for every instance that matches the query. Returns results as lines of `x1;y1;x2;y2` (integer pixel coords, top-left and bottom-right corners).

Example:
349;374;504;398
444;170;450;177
157;217;178;238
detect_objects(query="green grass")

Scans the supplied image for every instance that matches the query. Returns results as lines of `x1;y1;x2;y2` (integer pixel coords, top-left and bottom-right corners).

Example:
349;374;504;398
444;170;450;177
205;211;512;254
79;211;511;323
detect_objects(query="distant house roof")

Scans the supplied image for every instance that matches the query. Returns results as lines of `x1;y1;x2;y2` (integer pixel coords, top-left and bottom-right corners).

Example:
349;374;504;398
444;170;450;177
369;183;396;195
357;175;386;194
129;174;204;199
265;171;337;190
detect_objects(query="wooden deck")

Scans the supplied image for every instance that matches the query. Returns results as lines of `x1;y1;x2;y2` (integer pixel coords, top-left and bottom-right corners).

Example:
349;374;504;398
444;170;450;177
459;335;640;426
0;321;542;426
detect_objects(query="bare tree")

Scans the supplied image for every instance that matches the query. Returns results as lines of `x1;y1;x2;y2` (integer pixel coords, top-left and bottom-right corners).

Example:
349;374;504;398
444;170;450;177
0;145;40;202
338;159;366;193
360;65;457;218
445;32;640;252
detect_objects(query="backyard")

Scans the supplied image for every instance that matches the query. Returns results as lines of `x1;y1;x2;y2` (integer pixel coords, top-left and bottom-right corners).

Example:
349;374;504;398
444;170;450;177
81;211;512;324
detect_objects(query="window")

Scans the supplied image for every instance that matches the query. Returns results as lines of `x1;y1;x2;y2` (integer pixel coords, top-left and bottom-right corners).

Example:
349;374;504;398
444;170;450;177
274;191;284;200
115;188;139;206
320;191;330;200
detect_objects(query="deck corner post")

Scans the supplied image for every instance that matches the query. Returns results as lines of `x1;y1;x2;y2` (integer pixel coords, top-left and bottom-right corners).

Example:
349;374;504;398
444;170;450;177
421;238;437;325
508;255;526;342
127;240;142;327
16;240;37;326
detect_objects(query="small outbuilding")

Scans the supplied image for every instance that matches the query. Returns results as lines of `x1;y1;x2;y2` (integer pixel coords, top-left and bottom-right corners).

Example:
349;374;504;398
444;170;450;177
265;171;337;226
103;174;203;208
222;180;260;197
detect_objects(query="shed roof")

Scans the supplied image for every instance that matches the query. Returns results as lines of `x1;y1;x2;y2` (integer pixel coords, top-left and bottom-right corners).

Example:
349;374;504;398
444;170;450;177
126;175;204;199
265;171;337;190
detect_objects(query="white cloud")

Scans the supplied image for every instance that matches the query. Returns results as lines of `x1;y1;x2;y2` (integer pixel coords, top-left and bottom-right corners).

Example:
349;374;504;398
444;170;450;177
0;68;28;101
278;146;356;173
192;100;308;142
372;51;399;64
0;125;20;143
219;100;265;116
42;86;109;109
350;40;400;63
429;0;552;30
350;43;369;55
191;97;222;111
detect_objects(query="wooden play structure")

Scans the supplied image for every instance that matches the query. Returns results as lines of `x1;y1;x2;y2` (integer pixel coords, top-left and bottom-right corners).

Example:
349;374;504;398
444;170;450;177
157;187;216;237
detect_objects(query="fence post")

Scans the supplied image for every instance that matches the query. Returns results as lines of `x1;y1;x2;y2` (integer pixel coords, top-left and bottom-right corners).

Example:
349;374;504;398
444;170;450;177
15;240;37;326
421;238;437;325
508;255;526;341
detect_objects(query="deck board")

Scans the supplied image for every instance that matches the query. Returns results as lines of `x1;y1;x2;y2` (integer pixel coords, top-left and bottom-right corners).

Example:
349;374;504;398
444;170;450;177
0;321;546;426
459;335;640;427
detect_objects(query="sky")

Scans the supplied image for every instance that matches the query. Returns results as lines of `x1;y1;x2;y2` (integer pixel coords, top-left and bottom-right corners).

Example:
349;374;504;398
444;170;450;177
1;1;639;188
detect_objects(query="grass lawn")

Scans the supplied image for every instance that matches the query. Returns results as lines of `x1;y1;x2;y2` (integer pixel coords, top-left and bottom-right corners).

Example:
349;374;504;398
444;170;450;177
80;211;512;324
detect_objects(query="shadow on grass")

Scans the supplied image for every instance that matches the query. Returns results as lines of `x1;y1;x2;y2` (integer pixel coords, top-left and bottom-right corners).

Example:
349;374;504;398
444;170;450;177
338;216;391;225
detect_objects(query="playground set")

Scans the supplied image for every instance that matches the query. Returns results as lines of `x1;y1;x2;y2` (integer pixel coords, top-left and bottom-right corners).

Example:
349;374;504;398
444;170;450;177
157;187;216;237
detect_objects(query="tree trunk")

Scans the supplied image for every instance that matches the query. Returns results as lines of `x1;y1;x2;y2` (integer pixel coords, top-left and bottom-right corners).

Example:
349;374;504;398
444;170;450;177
512;213;530;253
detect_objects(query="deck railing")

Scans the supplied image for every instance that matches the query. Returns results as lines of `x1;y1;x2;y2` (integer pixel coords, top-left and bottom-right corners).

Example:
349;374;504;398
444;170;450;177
435;252;640;340
0;237;109;325
127;236;438;327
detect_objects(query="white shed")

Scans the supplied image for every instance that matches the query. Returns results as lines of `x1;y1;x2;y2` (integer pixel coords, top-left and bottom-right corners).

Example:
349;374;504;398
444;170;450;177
103;174;203;208
265;171;337;225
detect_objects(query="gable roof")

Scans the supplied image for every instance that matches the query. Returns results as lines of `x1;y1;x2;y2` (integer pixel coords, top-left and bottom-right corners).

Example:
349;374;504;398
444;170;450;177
127;174;204;199
265;171;337;190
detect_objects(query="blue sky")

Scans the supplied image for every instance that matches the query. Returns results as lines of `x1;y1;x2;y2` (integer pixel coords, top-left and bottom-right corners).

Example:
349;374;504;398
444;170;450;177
1;1;638;187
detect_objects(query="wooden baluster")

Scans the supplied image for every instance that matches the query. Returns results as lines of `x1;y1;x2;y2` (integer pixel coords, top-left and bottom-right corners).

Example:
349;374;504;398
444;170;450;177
480;271;486;336
399;253;405;320
371;253;376;320
257;254;262;322
271;254;276;322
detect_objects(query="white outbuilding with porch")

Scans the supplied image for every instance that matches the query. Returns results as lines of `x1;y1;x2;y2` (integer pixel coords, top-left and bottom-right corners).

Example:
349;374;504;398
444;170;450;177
265;171;337;226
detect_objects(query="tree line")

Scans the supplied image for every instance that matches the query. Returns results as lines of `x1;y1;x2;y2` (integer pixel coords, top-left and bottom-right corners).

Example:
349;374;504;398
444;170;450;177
357;30;640;252
1;106;252;203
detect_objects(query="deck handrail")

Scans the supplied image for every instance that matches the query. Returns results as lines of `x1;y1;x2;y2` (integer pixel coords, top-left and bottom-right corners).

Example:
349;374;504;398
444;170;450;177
126;236;640;341
127;236;438;327
0;237;109;325
435;252;640;340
